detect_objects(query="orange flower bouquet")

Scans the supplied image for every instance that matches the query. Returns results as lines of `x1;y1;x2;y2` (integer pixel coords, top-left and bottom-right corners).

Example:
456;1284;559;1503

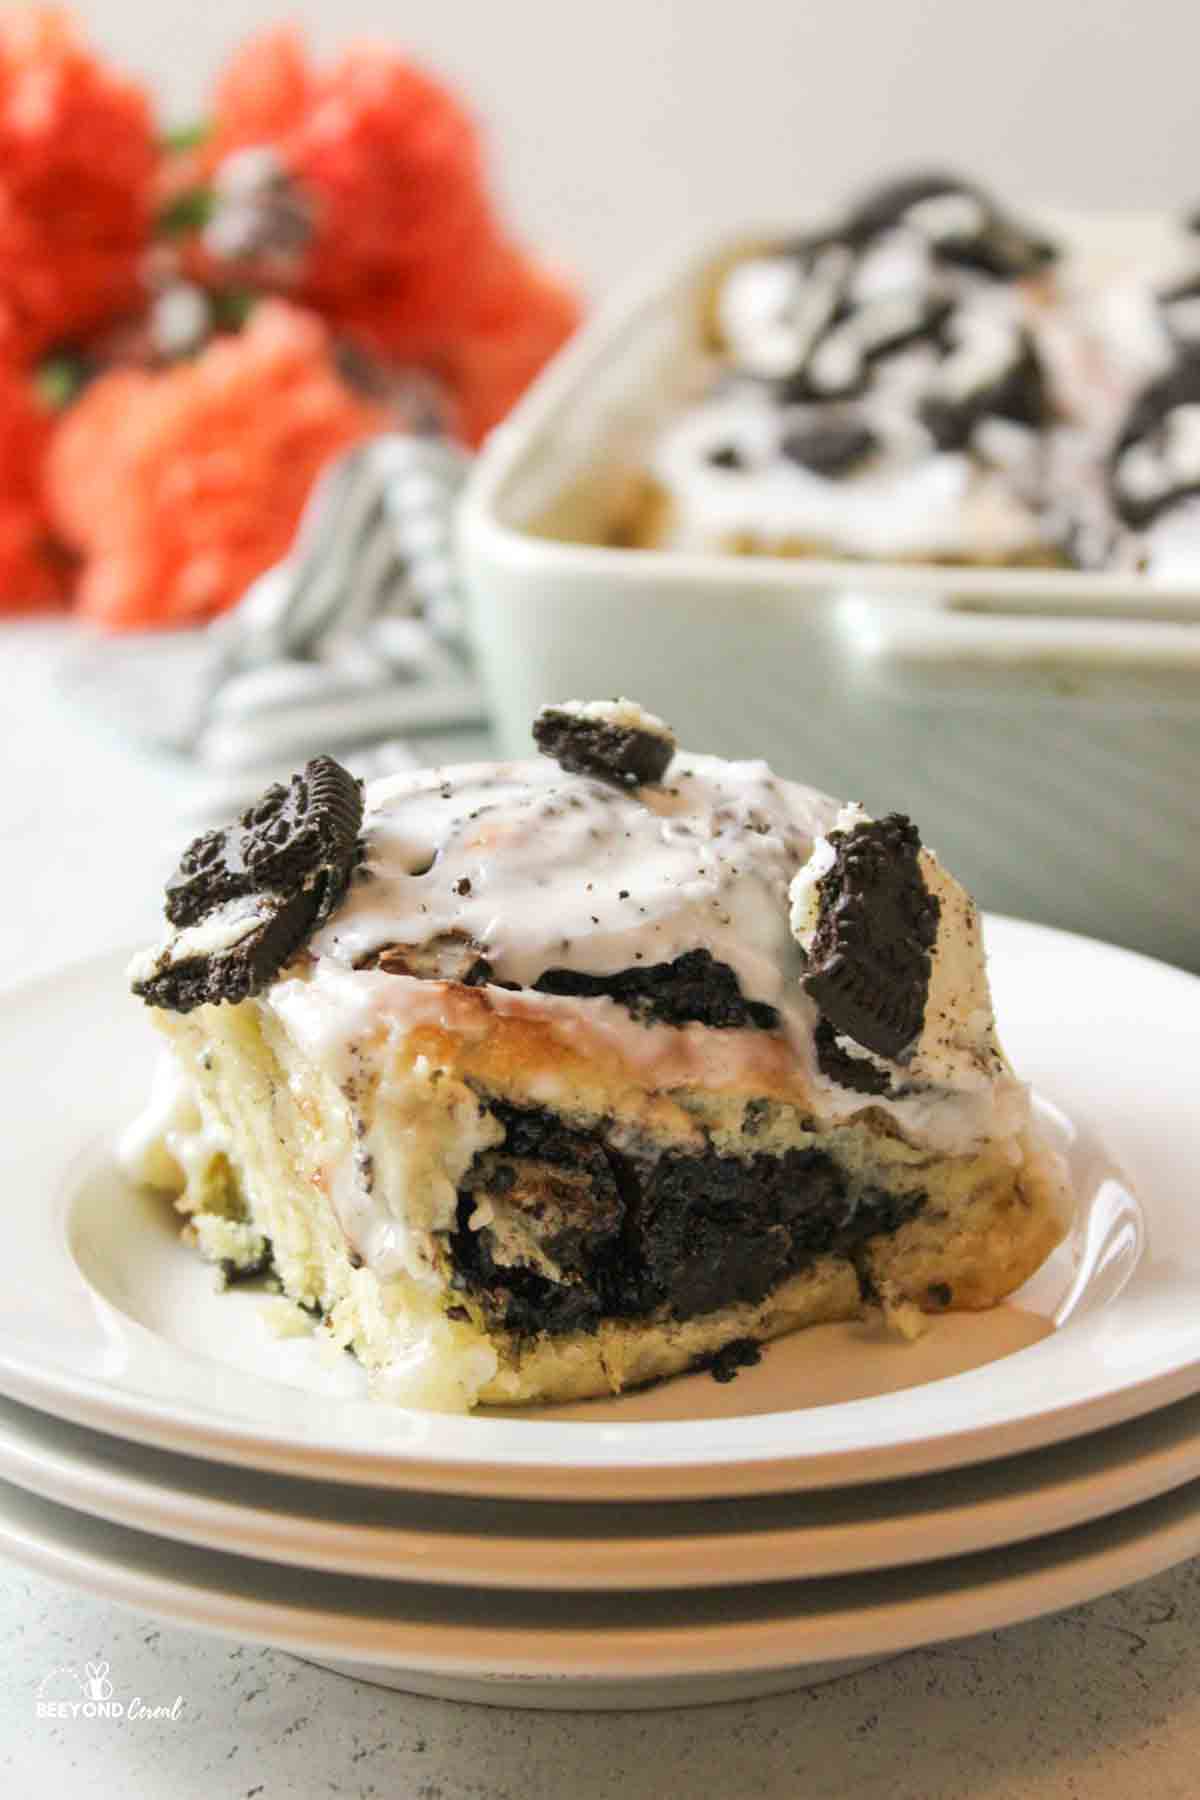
0;12;582;626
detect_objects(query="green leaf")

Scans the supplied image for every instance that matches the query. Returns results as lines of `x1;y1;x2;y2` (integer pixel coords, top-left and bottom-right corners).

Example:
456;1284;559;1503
155;187;215;239
211;289;259;331
162;119;212;154
35;355;88;411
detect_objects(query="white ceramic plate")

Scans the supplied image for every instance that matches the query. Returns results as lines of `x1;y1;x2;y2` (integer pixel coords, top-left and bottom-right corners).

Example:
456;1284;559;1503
0;923;1195;1501
6;1380;1200;1592
2;1467;1200;1710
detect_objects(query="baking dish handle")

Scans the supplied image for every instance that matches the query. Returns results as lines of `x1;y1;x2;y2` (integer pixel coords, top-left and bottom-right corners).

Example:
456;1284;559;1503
836;594;1200;708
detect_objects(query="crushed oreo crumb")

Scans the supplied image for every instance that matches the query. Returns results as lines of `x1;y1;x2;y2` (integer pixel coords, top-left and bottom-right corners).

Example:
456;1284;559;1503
699;1337;763;1383
216;1241;275;1289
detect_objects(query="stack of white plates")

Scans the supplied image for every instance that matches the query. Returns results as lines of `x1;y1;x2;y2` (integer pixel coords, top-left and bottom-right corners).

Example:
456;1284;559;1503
1;918;1198;1710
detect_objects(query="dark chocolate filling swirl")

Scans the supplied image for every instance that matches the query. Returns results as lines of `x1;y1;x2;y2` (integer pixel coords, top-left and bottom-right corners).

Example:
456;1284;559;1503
449;1101;925;1338
363;940;782;1034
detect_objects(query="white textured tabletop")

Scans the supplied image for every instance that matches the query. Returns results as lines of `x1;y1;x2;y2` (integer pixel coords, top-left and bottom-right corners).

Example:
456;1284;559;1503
2;616;1199;1797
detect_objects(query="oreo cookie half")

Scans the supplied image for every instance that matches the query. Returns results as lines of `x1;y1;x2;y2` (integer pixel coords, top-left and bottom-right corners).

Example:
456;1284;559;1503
133;755;364;1013
801;814;941;1065
533;700;676;789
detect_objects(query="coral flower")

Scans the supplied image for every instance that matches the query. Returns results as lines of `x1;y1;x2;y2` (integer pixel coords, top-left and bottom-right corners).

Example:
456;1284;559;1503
445;245;583;447
0;8;157;362
205;30;512;359
207;22;313;154
47;301;387;630
0;361;69;611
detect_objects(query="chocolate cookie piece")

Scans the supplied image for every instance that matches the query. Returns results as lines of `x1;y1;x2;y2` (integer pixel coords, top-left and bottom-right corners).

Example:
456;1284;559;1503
533;700;676;789
811;1018;891;1095
843;172;1058;279
165;755;363;929
921;321;1049;450
1109;356;1200;527
240;755;364;896
802;814;941;1064
449;1101;929;1337
135;755;364;1013
365;931;494;986
533;948;779;1031
131;888;328;1013
781;420;877;478
164;827;253;930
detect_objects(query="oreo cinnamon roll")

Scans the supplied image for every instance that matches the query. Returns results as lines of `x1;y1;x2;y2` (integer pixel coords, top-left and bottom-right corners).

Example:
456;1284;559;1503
124;703;1067;1410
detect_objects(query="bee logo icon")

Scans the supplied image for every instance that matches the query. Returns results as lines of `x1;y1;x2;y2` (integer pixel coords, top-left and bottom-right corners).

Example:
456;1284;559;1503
84;1662;113;1702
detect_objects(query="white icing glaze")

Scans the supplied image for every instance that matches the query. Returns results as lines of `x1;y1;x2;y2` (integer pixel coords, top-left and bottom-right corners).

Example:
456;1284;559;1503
314;752;833;1012
280;748;1028;1157
718;248;852;380
1116;403;1200;510
848;229;935;305
1141;495;1200;576
905;191;988;244
544;696;673;741
118;1047;228;1191
929;307;1023;407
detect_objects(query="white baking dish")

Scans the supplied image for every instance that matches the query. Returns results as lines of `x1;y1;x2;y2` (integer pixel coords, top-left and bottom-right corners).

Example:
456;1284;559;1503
459;218;1200;970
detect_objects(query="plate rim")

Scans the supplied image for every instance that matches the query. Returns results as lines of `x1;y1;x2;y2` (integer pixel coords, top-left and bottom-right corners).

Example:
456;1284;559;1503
1;1467;1199;1680
3;1381;1200;1591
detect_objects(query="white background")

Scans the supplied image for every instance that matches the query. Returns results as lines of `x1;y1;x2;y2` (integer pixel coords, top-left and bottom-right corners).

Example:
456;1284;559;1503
84;0;1200;295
